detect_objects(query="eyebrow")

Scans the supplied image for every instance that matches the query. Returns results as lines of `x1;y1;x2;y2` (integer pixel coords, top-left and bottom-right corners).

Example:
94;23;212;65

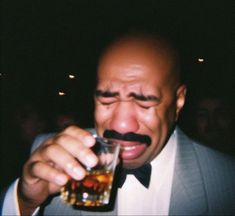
129;92;161;102
95;90;161;102
95;90;119;97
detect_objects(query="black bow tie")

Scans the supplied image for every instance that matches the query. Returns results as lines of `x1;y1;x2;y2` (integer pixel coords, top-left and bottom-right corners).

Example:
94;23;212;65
117;163;152;188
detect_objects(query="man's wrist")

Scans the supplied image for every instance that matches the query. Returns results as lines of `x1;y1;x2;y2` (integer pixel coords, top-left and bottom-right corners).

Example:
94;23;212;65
17;179;40;216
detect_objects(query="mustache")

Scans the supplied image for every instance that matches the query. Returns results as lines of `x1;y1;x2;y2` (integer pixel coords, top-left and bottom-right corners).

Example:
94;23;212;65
103;130;151;146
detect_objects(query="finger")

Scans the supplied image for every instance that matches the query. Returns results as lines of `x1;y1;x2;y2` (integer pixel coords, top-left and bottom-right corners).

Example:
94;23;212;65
28;161;69;186
54;134;98;168
39;144;87;180
61;126;95;147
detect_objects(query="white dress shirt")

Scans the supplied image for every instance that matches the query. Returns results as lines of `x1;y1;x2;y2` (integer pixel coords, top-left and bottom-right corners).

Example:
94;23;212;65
2;179;39;216
117;132;177;215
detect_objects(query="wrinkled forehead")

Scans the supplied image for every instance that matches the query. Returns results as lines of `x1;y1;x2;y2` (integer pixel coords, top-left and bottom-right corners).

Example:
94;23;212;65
97;35;180;89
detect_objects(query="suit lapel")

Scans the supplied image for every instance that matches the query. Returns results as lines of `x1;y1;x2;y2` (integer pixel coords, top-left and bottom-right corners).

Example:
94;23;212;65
169;128;208;215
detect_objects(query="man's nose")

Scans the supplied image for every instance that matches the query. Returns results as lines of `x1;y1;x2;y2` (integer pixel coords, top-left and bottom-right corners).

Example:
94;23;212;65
109;102;139;134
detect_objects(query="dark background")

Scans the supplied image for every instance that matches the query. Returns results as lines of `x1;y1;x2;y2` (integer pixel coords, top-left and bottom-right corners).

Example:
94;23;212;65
1;0;234;189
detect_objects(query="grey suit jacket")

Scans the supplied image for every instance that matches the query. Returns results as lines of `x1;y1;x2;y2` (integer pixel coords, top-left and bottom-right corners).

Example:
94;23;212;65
32;128;235;215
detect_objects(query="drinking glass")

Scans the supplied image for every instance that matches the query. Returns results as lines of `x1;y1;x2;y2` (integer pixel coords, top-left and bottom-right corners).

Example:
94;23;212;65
60;136;120;206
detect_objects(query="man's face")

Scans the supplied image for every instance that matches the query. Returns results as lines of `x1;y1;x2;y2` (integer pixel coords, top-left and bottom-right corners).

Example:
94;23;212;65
94;39;186;168
195;98;231;145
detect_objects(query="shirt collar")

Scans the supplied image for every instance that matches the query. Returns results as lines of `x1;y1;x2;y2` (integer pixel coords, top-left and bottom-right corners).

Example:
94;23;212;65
151;129;176;168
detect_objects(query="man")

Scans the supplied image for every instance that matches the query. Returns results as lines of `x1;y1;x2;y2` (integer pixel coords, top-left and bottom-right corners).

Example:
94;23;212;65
2;33;235;215
194;95;233;154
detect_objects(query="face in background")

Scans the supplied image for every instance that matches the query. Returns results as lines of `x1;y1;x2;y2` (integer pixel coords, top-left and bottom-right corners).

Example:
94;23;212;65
55;114;77;131
195;97;232;149
94;34;186;168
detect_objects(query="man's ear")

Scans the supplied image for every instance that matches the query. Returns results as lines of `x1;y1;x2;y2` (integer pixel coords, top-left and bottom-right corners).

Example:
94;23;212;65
175;84;187;121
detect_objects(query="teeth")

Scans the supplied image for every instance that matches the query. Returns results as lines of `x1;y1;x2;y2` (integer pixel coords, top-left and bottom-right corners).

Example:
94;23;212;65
121;146;137;151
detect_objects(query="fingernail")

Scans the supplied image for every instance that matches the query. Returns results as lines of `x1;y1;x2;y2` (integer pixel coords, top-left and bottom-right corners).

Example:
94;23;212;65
66;163;85;180
83;136;95;147
72;167;85;180
55;175;67;185
85;154;98;167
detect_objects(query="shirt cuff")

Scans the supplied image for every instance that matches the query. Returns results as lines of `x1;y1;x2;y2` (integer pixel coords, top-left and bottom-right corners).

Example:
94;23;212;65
2;179;40;216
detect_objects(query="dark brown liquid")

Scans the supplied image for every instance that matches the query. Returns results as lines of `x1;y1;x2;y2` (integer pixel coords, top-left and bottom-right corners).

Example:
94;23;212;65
61;170;113;206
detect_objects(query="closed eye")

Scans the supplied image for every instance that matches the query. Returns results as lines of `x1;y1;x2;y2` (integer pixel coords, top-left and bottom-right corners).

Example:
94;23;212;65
95;90;118;106
129;92;161;103
98;98;117;106
136;101;158;109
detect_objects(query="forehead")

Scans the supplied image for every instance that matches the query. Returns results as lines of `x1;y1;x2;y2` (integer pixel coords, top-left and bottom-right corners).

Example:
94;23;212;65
97;37;178;90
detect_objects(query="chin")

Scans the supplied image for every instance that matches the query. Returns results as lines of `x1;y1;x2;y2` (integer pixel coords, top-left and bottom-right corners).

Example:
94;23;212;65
121;157;147;169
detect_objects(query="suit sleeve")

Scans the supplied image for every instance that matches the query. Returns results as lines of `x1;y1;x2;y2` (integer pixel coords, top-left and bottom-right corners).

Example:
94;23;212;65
1;179;40;215
1;179;21;216
1;134;54;216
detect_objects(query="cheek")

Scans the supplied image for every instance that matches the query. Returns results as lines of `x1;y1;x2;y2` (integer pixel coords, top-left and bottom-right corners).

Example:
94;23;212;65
196;117;207;131
217;116;230;128
160;97;179;129
140;109;159;130
95;104;113;129
138;105;173;130
95;106;107;123
137;108;171;161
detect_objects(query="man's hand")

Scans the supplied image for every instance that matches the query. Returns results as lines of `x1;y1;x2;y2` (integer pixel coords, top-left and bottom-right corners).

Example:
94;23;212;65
17;126;98;215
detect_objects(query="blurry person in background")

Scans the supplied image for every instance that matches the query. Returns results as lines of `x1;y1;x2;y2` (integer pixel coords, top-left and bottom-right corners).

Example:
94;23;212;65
1;102;48;190
194;94;234;155
54;111;78;132
15;103;47;147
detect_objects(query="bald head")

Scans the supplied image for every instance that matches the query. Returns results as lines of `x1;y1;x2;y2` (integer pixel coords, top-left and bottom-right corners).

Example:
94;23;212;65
98;33;181;88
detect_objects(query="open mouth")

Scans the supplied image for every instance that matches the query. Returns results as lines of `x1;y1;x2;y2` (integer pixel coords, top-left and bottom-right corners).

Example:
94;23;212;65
101;130;152;160
119;143;148;160
121;145;139;151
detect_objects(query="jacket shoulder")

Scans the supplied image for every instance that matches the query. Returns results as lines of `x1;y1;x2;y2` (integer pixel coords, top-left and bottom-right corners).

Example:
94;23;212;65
30;128;96;153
